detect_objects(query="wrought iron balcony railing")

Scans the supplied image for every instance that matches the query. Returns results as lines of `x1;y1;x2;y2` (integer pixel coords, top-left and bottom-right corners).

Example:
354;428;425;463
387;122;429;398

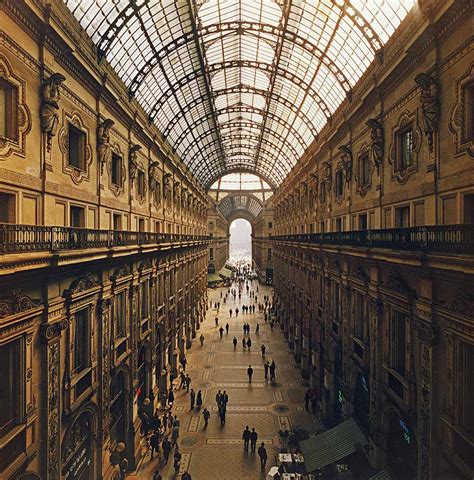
0;223;210;254
268;225;474;254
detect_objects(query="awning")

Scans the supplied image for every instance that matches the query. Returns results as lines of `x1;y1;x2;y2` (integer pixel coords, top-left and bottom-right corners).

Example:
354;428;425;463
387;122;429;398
207;273;222;284
369;469;392;479
299;417;368;472
219;267;233;279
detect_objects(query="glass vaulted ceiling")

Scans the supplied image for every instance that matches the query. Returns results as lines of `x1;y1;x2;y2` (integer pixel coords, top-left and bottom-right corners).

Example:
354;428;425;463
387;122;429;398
66;0;415;189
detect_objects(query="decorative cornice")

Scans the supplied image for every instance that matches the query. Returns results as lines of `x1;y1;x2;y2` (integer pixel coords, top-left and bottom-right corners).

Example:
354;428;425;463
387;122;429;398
0;289;41;319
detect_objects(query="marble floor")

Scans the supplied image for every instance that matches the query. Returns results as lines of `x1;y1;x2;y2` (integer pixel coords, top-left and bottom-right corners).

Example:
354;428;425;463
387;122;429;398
131;282;321;479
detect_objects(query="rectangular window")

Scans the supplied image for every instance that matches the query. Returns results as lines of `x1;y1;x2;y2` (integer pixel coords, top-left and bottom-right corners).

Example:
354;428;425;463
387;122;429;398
335;218;342;232
70;205;85;228
464;81;474;143
116;291;127;338
398;126;414;171
74;308;90;372
0;79;18;140
113;213;122;230
68;124;86;170
111;153;122;186
395;206;410;228
320;221;325;233
335;170;344;197
209;248;214;260
463;194;474;224
137;171;146;197
0;339;21;436
354;292;365;340
140;282;149;319
0;192;16;223
391;310;406;375
268;222;273;229
360;152;370;186
138;218;145;232
359;213;368;230
267;248;272;260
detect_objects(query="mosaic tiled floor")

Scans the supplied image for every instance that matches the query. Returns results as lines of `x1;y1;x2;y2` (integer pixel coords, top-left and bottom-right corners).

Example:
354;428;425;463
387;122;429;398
131;283;322;480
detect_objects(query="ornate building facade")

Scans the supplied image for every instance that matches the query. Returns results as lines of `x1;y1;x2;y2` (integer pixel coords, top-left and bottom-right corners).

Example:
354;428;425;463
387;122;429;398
271;1;474;478
0;0;472;479
0;1;208;478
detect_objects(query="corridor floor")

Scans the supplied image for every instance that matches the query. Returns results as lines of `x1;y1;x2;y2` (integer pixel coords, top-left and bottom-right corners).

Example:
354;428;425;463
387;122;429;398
134;282;321;479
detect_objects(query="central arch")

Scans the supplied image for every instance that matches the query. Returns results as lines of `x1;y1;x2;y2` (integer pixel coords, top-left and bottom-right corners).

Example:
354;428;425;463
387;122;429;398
229;218;252;264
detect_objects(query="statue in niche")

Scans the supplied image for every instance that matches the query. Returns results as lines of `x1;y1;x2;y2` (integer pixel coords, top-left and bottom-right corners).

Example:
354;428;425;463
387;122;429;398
149;161;161;203
41;72;66;152
366;118;384;172
128;144;141;180
164;173;172;211
97;119;114;175
309;173;319;209
415;73;439;153
322;161;332;190
338;144;352;184
174;182;180;210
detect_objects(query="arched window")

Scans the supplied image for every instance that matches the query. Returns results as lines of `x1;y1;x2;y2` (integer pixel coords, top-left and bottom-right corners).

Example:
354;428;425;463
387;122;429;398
110;372;127;446
62;412;93;480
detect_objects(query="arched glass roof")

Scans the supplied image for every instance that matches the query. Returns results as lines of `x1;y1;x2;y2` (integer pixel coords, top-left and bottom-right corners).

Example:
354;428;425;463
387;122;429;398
210;173;270;191
65;0;415;189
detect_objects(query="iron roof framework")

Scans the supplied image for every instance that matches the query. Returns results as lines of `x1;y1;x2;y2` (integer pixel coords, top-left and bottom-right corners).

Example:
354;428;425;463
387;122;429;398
65;0;415;189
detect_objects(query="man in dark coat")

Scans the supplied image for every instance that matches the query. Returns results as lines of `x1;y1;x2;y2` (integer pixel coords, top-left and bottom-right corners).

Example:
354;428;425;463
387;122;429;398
250;427;258;454
258;442;268;470
242;426;251;451
247;365;253;383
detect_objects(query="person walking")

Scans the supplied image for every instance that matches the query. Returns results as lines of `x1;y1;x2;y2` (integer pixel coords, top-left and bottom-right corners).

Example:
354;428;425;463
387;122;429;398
179;371;186;389
215;316;219;327
215;390;222;408
233;336;238;349
242;426;251;452
270;360;276;381
185;374;191;392
305;389;312;411
258;442;268;470
199;333;205;347
219;405;226;426
168;389;175;408
255;323;260;334
196;390;203;409
181;356;187;372
242;337;246;350
229;308;233;317
250;427;258;454
162;437;172;464
219;326;224;338
222;390;229;407
171;422;179;445
149;430;160;459
173;447;182;474
311;391;318;414
247;365;253;383
264;361;269;380
202;408;210;428
235;307;239;317
190;389;196;410
261;344;266;357
247;337;252;352
225;322;229;335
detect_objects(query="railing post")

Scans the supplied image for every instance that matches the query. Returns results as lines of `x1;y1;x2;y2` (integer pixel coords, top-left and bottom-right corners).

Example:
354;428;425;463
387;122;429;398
51;226;56;251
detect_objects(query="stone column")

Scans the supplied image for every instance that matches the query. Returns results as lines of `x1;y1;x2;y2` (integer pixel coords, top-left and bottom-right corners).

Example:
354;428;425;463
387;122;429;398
42;320;66;480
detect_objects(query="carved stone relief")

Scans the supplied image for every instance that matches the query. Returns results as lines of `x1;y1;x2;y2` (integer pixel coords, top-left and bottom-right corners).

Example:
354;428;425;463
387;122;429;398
449;64;474;157
414;73;439;153
41;72;66;153
366;118;384;173
48;340;61;480
0;54;31;159
97;119;114;176
0;289;40;319
128;144;141;181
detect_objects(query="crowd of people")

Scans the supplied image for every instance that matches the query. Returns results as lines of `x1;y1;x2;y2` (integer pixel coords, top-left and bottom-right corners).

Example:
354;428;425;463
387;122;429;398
133;269;282;479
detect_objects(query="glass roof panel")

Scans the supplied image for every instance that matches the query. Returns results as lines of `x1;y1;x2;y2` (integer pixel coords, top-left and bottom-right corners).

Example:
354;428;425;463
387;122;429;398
65;0;414;189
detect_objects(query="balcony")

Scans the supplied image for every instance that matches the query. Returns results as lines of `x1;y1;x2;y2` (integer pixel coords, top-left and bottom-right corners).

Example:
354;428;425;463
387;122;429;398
0;223;210;255
268;225;474;254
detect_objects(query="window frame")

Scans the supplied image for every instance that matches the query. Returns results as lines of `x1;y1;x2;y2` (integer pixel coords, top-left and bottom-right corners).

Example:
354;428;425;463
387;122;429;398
68;123;87;171
0;77;18;142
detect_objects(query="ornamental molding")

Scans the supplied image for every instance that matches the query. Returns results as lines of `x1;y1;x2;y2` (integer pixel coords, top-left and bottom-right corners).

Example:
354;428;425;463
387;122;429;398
354;142;372;197
384;272;417;298
388;110;422;184
0;289;41;319
64;274;100;298
111;264;132;282
47;341;60;480
58;110;93;184
0;54;31;159
108;141;126;197
449;63;474;158
439;289;474;319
